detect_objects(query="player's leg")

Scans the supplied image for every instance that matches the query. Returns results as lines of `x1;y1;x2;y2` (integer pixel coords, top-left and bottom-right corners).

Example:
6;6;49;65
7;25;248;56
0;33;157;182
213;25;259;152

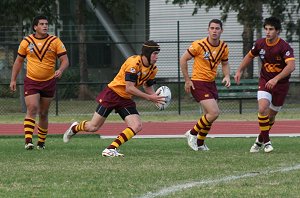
64;87;115;143
36;78;56;149
250;91;272;152
102;107;140;157
36;97;52;149
24;93;40;150
63;104;110;143
195;99;219;150
106;114;140;150
185;81;218;151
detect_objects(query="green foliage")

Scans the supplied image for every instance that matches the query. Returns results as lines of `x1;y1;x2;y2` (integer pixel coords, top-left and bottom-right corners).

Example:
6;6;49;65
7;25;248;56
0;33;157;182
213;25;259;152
168;0;300;40
92;0;134;24
57;69;80;99
0;0;58;29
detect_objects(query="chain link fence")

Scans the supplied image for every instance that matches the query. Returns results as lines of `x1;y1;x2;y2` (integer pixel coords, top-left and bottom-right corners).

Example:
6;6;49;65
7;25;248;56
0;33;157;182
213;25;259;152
1;39;300;117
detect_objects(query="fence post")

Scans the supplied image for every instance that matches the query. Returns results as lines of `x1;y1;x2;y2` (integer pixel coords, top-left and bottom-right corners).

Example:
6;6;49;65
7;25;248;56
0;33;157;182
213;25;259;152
177;20;181;115
55;84;59;116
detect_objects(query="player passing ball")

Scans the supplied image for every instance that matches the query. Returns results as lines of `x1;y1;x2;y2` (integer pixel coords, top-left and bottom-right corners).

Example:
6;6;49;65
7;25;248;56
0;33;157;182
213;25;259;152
63;40;165;157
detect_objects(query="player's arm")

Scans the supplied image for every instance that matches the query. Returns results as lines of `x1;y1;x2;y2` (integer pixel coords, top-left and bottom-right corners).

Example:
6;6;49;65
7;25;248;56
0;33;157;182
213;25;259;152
266;59;295;89
55;54;69;78
221;61;231;87
143;83;155;95
10;55;24;92
234;53;254;84
125;81;164;104
180;50;194;93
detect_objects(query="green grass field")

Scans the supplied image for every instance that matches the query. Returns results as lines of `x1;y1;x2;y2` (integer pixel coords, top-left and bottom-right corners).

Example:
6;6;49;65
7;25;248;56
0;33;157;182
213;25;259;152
0;135;300;197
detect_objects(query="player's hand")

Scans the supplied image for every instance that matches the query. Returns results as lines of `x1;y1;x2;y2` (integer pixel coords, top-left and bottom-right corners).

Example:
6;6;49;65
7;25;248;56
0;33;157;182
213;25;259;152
265;78;278;90
55;70;63;78
150;93;166;104
222;76;231;88
184;80;194;93
9;81;17;92
234;71;242;85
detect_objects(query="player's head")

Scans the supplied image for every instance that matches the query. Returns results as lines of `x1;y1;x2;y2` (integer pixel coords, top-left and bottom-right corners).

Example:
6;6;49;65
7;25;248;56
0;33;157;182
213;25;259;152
264;17;282;31
208;19;223;30
141;40;160;65
32;15;48;32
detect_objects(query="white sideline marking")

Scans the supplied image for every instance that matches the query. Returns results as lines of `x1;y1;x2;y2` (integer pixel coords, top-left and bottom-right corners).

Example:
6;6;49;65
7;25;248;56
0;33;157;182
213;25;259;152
100;133;300;139
138;164;300;198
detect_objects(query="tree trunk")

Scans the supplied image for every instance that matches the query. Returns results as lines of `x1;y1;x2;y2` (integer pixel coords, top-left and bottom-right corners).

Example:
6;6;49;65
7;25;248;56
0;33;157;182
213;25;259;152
242;22;254;78
75;0;93;100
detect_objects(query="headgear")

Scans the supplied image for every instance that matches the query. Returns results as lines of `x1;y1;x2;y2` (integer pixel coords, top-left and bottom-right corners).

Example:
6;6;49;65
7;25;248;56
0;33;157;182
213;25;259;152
141;40;160;65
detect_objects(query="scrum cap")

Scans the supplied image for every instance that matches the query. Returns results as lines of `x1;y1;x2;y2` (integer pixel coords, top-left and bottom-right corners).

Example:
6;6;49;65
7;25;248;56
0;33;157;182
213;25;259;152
141;40;160;65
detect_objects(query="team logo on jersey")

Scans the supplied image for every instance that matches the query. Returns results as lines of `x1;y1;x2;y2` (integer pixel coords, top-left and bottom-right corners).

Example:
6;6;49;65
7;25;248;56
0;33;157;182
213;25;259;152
204;52;210;60
286;51;290;56
259;49;265;59
129;67;136;73
29;43;35;53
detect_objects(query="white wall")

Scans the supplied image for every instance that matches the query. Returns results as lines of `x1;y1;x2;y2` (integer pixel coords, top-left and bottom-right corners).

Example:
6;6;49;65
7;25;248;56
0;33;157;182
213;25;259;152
149;0;300;79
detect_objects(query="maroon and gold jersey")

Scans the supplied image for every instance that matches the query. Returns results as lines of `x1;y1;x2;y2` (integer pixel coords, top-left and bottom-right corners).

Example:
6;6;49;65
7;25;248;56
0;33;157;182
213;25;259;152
249;37;295;83
18;34;67;81
187;37;229;82
108;55;158;99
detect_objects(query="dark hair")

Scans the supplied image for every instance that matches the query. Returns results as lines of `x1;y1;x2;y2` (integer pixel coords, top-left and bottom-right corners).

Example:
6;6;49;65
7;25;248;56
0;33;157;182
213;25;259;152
208;19;223;30
32;15;48;32
141;40;160;64
263;17;282;30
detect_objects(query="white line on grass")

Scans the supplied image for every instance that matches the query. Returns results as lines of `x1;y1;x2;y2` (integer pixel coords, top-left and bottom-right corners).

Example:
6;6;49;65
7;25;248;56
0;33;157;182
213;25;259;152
138;164;300;198
100;133;300;139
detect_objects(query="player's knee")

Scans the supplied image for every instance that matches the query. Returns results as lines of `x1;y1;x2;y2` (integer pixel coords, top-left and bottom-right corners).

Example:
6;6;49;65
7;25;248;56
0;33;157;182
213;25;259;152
131;123;142;133
207;109;220;122
86;125;99;132
27;106;38;116
39;114;48;121
258;107;268;115
211;109;220;118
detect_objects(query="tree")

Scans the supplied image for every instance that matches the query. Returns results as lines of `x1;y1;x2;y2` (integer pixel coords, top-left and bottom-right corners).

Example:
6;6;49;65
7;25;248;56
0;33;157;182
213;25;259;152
0;0;58;112
0;0;58;37
167;0;298;78
72;0;134;99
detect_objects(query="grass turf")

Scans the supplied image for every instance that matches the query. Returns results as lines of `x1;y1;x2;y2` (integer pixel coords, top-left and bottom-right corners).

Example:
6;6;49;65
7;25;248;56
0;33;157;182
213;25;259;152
0;135;300;197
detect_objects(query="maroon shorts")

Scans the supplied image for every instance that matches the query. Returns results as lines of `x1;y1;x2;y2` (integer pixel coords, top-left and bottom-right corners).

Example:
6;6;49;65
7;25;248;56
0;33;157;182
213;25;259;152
95;86;137;114
24;77;56;98
258;78;289;106
191;80;218;102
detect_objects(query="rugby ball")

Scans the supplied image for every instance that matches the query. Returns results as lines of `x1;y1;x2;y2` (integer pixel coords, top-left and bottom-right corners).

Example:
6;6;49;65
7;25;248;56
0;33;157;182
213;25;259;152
155;86;171;110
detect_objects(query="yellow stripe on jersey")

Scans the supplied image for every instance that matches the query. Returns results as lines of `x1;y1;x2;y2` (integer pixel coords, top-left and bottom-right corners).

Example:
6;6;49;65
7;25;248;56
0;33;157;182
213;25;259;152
108;55;158;99
188;37;229;82
18;34;67;81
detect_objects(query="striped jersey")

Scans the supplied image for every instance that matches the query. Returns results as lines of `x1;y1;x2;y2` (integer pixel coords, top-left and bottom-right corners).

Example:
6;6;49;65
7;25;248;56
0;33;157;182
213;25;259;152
18;34;67;81
108;55;158;99
249;37;295;83
187;37;229;82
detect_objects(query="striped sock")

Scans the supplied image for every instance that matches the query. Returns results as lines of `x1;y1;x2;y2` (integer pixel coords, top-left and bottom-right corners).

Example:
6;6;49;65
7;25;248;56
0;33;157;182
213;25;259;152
37;126;48;145
258;113;270;144
191;115;211;146
107;127;136;149
73;120;87;133
24;118;35;144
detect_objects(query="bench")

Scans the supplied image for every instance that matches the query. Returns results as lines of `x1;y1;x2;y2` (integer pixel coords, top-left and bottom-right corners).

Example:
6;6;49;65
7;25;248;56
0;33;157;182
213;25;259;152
216;79;258;114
